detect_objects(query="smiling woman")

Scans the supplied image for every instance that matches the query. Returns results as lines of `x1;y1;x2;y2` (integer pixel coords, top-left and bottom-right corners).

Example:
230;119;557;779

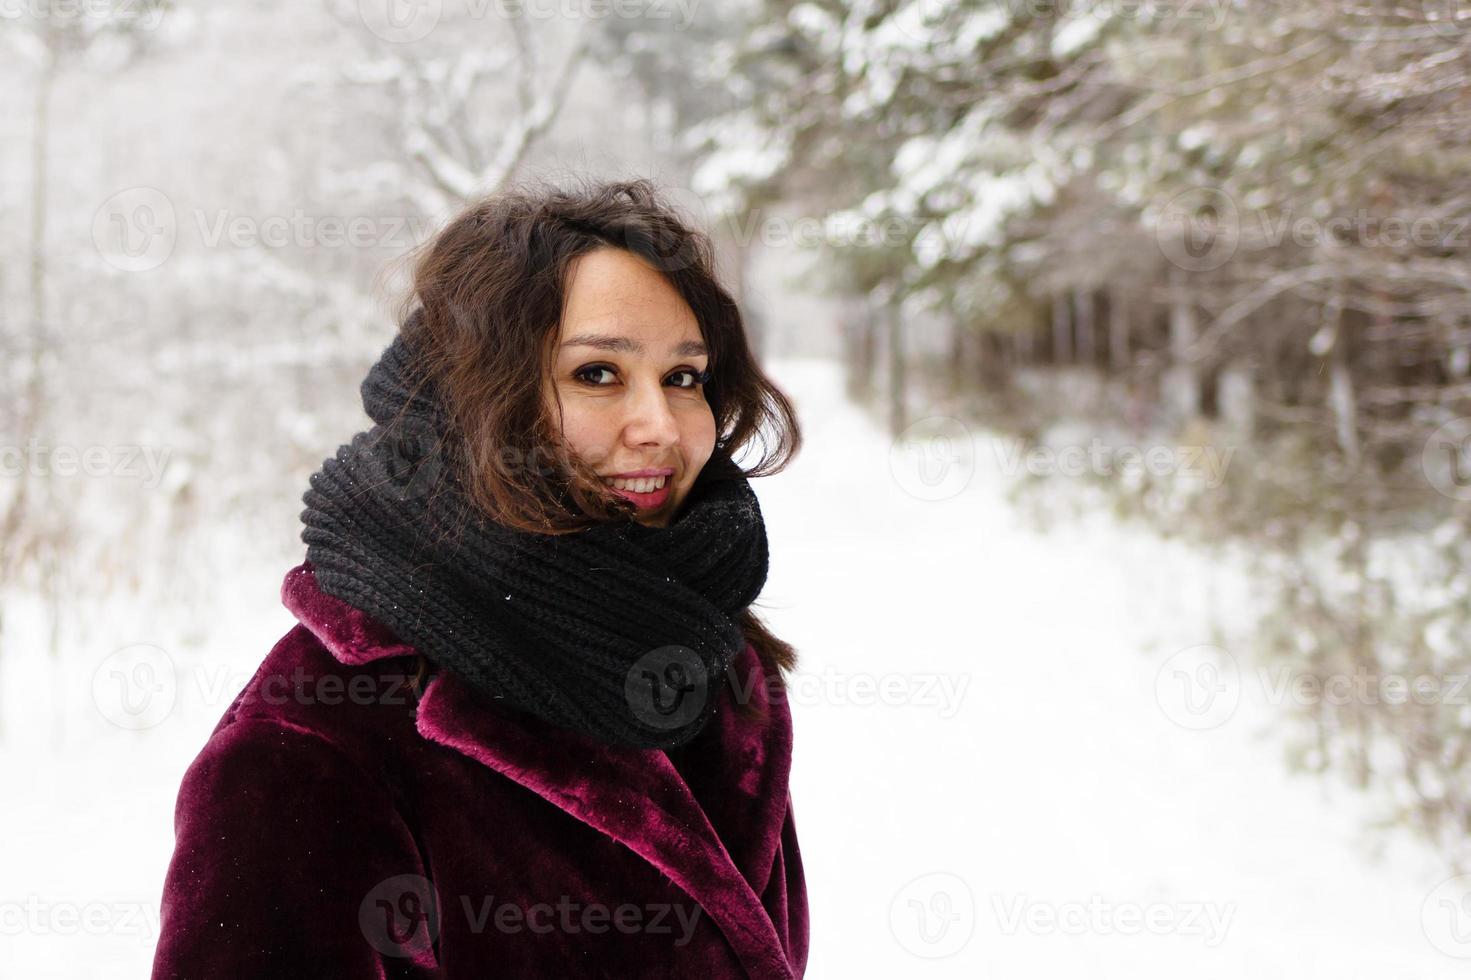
150;176;811;979
548;246;719;528
388;176;801;539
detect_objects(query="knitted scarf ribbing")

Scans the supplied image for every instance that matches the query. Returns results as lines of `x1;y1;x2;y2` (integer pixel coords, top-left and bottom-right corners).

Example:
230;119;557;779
298;327;770;749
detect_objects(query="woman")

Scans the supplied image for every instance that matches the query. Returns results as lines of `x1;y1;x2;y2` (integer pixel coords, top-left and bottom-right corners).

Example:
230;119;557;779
150;177;809;978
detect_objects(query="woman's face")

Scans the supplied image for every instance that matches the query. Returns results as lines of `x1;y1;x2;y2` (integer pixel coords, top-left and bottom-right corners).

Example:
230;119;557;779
545;247;716;528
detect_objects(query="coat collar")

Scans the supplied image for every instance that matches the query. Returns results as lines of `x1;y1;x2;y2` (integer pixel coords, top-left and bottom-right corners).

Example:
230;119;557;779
281;561;798;980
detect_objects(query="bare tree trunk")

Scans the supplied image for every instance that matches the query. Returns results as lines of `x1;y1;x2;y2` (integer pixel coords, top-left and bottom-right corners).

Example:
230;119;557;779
1325;285;1360;465
46;547;65;746
887;296;908;435
1;42;55;578
1074;289;1095;365
947;310;966;395
1167;265;1201;420
1051;294;1072;364
1017;327;1035;364
729;231;765;359
1;37;59;737
978;329;1007;387
1110;288;1130;371
844;299;879;403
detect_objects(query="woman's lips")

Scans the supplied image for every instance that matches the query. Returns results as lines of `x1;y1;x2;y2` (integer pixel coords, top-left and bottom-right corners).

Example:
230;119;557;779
605;480;672;510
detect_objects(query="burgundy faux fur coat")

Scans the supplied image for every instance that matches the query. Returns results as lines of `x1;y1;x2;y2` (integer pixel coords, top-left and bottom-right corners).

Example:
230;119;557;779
150;561;808;978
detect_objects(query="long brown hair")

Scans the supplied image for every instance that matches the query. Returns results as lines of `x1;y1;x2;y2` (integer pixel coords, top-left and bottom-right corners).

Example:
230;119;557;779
384;175;803;718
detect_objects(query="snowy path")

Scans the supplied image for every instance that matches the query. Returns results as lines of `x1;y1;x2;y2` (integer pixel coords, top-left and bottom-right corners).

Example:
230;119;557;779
759;358;1462;978
1;357;1464;978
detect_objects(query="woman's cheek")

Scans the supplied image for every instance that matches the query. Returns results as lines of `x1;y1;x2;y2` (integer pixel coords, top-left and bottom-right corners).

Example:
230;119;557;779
681;405;718;476
559;408;613;464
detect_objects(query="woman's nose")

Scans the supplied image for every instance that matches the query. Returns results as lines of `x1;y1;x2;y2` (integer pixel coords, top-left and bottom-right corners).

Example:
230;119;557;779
621;377;679;445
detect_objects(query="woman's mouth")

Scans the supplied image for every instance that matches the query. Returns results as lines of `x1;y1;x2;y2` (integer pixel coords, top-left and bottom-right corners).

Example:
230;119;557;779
602;474;672;510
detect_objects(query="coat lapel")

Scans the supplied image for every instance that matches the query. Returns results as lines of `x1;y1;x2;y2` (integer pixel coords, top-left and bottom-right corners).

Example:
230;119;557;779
283;561;798;980
414;650;796;980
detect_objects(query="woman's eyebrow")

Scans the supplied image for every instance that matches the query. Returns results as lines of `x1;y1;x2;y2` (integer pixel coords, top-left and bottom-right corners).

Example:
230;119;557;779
560;333;708;357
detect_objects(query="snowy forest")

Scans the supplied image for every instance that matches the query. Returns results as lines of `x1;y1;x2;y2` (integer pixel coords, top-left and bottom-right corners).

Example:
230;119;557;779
715;0;1471;871
4;0;1471;975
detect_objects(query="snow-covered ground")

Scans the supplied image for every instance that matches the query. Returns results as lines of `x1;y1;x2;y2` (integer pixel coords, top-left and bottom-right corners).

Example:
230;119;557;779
2;356;1465;977
759;359;1463;978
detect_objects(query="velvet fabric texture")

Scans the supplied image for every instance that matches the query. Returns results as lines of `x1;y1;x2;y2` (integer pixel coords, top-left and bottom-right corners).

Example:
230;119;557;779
150;562;808;978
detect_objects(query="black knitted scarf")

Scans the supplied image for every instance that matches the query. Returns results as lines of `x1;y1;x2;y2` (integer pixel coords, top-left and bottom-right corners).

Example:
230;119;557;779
298;326;770;750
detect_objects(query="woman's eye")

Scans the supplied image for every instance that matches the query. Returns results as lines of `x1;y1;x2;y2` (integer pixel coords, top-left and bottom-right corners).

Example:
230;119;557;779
572;365;617;386
572;365;707;389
